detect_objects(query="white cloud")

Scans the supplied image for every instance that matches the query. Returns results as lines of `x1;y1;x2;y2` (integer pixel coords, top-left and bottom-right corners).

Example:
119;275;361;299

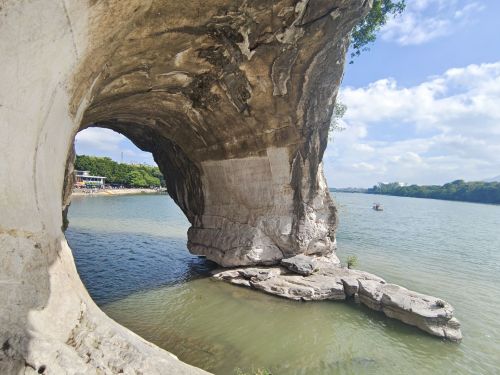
454;2;485;19
75;127;156;165
352;143;375;153
381;0;484;45
352;162;377;171
75;127;125;152
325;62;500;187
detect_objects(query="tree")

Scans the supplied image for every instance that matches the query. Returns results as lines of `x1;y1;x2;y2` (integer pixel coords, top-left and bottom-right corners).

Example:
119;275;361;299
126;171;148;188
350;0;406;63
330;100;347;136
74;155;164;187
329;1;406;135
367;180;500;204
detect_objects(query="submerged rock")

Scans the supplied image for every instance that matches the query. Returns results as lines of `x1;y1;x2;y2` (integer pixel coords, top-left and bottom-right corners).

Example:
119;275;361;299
213;262;462;341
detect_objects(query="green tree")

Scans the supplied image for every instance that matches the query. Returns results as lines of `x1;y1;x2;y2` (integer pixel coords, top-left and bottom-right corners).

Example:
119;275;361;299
143;172;161;187
75;155;164;187
126;170;148;187
329;2;406;136
330;100;347;136
350;0;406;63
367;180;500;204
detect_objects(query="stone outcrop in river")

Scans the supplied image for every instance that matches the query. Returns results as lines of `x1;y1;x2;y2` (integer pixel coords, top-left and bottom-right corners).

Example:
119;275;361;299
213;257;463;341
0;0;372;373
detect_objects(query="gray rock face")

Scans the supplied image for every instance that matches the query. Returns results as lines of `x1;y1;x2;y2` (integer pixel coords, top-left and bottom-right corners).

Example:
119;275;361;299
213;263;462;341
281;254;320;275
258;271;346;301
69;0;372;267
358;280;462;341
213;266;345;301
213;263;384;302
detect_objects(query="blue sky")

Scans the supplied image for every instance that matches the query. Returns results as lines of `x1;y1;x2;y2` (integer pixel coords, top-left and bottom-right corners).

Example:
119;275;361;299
77;0;500;187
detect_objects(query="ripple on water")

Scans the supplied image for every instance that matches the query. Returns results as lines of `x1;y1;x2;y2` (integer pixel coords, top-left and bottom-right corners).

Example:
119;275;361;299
66;194;500;375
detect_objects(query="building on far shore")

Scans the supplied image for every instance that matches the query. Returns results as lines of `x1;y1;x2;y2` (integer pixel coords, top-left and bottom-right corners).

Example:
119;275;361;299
74;170;106;188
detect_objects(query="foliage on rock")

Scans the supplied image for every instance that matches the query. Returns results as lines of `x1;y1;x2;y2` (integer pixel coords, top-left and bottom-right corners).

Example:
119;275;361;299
350;0;406;62
347;255;358;269
75;155;164;188
330;100;347;136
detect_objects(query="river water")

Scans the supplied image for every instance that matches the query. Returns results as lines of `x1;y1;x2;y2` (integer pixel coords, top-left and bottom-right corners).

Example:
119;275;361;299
65;193;500;375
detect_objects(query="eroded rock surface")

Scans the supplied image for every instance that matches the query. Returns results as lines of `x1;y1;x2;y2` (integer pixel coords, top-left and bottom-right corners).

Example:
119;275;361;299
1;0;373;373
281;254;321;275
358;280;462;341
72;0;372;267
213;260;462;341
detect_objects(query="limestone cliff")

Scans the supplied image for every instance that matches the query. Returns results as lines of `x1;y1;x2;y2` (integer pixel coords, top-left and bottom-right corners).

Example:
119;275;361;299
0;0;369;373
73;0;370;266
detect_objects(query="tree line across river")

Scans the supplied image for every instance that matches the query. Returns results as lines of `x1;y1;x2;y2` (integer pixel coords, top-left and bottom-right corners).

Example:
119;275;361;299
75;155;165;188
366;180;500;204
77;155;500;204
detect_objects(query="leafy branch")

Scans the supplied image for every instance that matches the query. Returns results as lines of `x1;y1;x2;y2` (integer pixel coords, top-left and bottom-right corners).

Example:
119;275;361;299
350;0;406;63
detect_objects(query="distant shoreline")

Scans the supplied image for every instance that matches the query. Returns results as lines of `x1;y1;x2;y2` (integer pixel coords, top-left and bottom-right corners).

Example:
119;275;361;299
329;188;368;193
329;190;500;206
72;188;165;197
330;179;500;205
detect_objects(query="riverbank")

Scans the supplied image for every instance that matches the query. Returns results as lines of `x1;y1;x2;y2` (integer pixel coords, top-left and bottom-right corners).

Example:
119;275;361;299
72;188;165;196
365;180;500;205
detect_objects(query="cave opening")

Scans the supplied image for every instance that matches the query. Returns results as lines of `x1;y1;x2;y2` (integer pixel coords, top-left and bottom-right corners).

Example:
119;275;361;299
64;127;216;306
1;1;371;373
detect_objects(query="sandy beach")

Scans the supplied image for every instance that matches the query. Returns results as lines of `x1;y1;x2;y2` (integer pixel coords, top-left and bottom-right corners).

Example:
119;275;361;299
72;188;164;196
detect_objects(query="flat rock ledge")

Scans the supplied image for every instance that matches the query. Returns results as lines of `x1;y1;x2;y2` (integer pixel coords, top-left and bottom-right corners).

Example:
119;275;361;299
212;258;462;342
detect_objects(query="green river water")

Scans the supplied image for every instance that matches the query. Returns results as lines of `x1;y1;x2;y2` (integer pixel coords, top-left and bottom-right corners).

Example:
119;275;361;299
66;192;500;375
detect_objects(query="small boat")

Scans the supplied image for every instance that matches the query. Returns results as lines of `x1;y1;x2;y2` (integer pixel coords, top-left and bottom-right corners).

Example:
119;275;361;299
372;203;384;211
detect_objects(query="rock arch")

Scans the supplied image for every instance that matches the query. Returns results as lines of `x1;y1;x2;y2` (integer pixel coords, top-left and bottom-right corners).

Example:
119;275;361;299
0;1;369;373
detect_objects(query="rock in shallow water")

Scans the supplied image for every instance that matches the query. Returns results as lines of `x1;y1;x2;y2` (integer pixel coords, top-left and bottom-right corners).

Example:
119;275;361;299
281;254;320;276
255;272;346;301
212;258;462;341
358;280;462;341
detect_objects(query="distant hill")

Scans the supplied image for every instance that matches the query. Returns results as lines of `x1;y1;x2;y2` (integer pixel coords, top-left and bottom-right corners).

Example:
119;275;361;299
484;175;500;183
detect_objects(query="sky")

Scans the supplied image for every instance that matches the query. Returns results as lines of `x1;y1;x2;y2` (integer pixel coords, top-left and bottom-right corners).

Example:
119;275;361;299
76;0;500;187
